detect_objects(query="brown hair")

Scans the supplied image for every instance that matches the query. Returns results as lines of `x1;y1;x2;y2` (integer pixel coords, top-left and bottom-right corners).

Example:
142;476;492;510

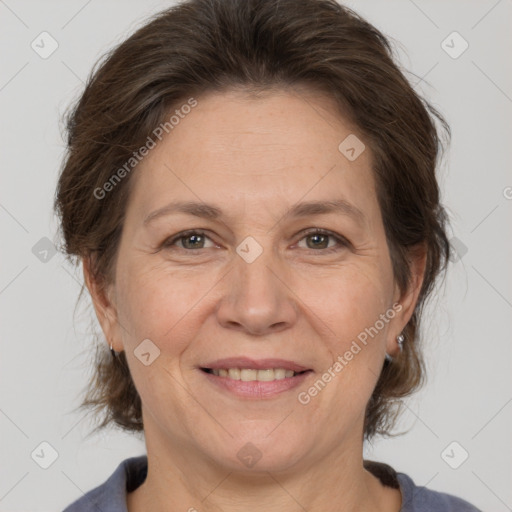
54;0;451;441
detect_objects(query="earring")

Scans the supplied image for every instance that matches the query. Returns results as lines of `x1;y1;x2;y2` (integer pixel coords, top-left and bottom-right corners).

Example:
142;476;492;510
397;333;404;353
110;341;117;357
385;333;405;362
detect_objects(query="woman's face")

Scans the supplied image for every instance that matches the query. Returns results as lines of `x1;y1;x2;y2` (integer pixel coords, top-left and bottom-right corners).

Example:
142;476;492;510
90;88;422;472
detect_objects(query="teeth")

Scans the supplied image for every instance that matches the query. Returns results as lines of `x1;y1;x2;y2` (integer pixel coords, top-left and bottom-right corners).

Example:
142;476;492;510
257;369;275;382
228;368;241;380
274;368;286;380
241;369;258;381
209;368;300;381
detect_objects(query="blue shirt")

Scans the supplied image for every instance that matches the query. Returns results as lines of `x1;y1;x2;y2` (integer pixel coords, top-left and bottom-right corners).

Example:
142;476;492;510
62;455;482;511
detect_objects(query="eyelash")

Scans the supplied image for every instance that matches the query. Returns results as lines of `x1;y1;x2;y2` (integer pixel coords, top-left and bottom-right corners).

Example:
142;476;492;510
161;228;350;254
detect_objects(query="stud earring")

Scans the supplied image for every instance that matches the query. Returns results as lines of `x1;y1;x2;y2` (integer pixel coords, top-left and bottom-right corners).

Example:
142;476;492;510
385;333;405;363
110;341;117;357
397;333;404;352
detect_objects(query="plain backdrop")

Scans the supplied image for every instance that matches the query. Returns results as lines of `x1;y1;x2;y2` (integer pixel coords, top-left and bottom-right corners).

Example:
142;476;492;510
1;0;511;510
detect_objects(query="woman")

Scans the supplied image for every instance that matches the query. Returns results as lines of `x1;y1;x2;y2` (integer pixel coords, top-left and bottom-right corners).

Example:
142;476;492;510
56;0;481;510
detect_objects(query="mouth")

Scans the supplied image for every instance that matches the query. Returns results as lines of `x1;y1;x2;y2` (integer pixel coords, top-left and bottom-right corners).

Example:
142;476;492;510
201;367;310;381
199;357;313;398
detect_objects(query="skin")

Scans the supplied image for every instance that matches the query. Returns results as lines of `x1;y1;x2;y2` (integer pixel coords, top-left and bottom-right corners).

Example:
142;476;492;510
84;86;426;512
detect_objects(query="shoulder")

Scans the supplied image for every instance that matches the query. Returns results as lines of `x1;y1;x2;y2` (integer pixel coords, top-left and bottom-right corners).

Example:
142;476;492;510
62;455;148;512
397;472;482;512
364;460;481;512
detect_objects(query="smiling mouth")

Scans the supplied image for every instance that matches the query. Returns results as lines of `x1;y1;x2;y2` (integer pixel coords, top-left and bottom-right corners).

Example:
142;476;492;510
201;368;312;382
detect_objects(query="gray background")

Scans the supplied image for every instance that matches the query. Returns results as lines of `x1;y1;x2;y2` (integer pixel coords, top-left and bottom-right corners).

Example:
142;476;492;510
1;0;511;510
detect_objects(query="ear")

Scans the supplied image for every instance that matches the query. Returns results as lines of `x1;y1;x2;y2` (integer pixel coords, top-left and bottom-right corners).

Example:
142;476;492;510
82;256;123;352
387;243;427;356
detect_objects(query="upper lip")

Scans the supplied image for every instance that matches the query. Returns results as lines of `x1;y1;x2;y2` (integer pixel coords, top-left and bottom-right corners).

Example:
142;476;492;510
201;357;311;373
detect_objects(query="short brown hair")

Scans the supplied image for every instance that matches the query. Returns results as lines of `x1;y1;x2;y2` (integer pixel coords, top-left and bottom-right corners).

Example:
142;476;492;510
54;0;451;441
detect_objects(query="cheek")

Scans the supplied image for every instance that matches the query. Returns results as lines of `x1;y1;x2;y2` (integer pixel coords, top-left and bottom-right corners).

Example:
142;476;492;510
305;265;394;407
114;261;203;350
316;264;393;341
299;269;393;422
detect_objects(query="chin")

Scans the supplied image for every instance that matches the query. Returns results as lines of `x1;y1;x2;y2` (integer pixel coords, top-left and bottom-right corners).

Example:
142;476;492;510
207;428;309;473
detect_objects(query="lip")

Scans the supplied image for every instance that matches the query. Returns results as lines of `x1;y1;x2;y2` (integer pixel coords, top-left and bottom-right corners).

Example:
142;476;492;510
200;357;311;373
200;367;313;399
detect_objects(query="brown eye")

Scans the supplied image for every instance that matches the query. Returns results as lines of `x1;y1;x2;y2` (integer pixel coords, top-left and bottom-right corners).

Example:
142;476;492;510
305;233;330;249
297;228;349;253
179;233;206;249
162;230;214;250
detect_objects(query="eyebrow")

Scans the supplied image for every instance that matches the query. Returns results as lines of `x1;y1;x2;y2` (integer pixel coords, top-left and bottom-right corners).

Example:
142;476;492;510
143;199;366;226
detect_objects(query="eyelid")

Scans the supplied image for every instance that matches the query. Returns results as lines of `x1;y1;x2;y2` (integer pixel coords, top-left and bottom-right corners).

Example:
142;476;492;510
294;227;350;251
161;227;350;252
163;229;215;250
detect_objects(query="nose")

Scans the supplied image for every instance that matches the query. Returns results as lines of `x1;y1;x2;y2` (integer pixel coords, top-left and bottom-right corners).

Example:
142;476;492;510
215;248;299;336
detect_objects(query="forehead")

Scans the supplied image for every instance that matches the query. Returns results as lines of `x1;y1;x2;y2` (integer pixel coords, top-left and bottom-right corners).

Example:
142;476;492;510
126;88;378;224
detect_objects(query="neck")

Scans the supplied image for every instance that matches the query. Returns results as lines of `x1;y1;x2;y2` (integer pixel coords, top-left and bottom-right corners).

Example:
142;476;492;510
127;421;401;512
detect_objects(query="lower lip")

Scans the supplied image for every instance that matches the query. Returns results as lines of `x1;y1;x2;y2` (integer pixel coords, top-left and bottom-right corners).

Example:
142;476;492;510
200;369;313;398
